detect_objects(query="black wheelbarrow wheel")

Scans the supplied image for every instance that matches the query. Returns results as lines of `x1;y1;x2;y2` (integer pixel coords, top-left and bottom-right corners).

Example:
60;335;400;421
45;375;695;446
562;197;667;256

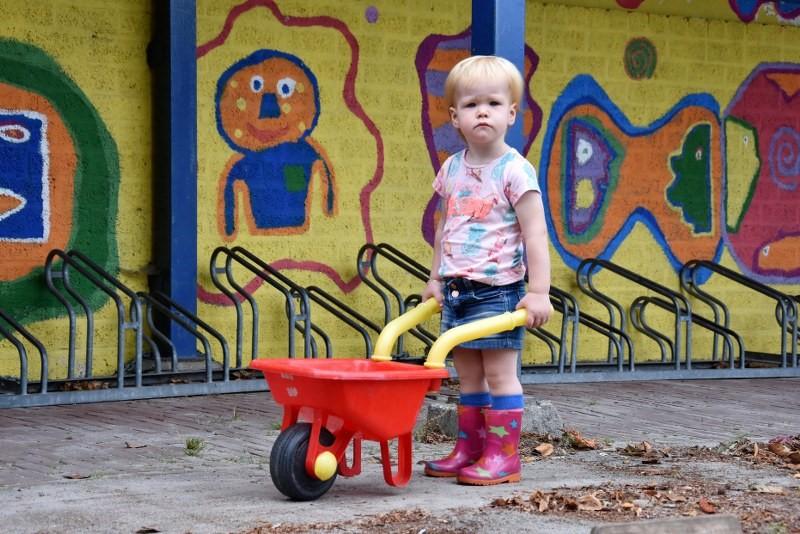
270;422;337;501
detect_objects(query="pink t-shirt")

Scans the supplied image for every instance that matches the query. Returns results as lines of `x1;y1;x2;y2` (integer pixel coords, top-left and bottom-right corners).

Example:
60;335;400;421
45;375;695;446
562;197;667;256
433;148;540;285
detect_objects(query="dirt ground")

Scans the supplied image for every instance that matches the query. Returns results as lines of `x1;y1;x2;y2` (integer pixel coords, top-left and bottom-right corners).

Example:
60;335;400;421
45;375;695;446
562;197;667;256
1;380;799;533
244;433;800;534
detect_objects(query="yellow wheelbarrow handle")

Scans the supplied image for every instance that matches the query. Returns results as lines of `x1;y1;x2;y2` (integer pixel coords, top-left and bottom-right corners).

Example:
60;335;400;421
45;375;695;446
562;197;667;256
371;298;442;362
371;298;527;369
424;308;527;369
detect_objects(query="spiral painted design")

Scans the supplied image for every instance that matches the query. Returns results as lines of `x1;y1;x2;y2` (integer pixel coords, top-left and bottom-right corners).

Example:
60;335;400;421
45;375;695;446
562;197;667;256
624;37;657;80
768;126;800;191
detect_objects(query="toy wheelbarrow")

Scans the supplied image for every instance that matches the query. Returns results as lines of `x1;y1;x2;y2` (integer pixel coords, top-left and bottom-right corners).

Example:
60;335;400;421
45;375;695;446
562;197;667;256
250;298;527;501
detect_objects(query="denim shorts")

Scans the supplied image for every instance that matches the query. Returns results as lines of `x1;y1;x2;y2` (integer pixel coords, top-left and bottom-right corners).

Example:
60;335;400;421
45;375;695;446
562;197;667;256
439;278;526;350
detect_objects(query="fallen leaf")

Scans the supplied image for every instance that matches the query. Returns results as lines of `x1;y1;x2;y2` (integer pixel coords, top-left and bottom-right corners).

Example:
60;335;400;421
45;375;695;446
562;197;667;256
135;529;160;534
125;442;147;449
698;496;717;514
534;443;554;457
768;442;792;457
529;490;550;512
565;429;599;450
753;443;759;457
63;473;90;480
577;493;603;511
787;451;800;464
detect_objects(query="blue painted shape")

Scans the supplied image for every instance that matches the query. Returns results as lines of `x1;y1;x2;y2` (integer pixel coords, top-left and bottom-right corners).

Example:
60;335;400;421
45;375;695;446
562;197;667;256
471;0;525;152
224;141;319;234
538;74;724;281
0;112;46;241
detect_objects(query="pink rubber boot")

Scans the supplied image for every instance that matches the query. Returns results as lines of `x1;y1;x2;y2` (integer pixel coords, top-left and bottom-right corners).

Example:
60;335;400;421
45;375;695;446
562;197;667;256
457;408;522;485
424;405;487;477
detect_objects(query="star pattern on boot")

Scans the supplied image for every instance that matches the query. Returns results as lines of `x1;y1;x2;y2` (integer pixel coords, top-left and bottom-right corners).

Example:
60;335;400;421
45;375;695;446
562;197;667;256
489;425;509;438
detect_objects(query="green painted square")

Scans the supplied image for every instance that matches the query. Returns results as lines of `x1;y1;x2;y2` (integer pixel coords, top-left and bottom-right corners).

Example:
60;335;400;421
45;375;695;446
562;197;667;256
284;165;307;192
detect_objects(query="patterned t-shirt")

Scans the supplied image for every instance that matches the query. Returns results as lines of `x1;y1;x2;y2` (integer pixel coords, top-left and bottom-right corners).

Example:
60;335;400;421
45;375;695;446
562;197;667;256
433;148;540;285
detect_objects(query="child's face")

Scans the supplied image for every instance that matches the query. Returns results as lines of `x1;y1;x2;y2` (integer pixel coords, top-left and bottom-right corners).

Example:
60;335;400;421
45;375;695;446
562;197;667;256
449;79;517;151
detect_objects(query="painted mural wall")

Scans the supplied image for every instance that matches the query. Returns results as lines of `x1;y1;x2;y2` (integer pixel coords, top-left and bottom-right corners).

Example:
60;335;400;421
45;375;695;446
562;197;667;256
0;1;152;378
195;0;800;364
1;0;799;380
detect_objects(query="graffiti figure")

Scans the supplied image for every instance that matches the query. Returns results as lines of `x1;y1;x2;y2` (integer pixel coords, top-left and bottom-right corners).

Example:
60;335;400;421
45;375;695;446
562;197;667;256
216;49;336;238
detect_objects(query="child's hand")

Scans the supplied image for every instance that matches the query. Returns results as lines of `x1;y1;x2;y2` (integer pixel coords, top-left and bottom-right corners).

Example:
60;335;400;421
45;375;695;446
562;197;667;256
421;279;444;307
516;291;553;329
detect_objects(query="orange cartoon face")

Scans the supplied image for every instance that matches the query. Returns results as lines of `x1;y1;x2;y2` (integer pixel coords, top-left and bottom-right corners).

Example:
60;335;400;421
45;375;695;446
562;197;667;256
216;51;319;152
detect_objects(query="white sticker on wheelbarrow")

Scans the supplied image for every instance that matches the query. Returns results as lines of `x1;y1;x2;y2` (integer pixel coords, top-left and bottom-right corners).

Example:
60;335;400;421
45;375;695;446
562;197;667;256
286;387;298;397
280;373;294;380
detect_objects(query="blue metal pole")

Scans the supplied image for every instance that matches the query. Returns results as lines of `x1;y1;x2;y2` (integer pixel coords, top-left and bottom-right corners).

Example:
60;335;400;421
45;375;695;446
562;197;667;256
471;0;526;152
151;0;198;358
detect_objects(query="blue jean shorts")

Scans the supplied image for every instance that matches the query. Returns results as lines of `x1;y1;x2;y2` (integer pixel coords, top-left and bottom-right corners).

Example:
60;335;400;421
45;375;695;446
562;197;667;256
439;278;526;350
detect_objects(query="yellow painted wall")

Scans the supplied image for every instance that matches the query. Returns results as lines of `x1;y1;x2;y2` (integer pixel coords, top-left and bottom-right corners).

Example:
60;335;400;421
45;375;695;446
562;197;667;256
1;0;799;382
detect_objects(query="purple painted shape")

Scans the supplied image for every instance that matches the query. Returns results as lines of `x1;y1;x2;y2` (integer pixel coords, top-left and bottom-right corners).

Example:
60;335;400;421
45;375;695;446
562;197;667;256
567;121;614;236
365;6;378;23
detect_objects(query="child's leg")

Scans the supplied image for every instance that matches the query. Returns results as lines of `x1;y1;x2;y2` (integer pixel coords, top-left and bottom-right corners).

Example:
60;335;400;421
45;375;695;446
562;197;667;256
453;347;488;393
481;348;522;396
423;348;489;477
457;348;523;486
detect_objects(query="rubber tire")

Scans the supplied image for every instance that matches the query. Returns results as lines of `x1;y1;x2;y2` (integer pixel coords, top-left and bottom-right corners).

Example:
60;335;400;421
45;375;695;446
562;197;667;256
270;423;337;501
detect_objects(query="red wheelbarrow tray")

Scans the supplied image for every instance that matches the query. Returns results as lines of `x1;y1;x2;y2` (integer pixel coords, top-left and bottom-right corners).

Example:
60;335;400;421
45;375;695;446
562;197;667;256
250;298;527;490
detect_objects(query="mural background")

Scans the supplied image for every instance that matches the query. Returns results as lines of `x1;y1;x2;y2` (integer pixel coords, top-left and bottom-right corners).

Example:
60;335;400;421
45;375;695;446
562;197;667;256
1;0;799;378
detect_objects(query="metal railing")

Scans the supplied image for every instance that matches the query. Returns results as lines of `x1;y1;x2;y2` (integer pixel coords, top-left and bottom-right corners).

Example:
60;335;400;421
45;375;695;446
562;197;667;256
577;257;692;370
680;260;798;368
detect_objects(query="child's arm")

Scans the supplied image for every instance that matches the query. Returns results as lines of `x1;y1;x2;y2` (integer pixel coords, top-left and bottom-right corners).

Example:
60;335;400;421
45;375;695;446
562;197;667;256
514;190;553;329
422;195;445;306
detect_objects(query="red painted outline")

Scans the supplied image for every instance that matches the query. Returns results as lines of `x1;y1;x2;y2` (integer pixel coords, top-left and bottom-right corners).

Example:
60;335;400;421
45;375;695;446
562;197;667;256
197;0;383;303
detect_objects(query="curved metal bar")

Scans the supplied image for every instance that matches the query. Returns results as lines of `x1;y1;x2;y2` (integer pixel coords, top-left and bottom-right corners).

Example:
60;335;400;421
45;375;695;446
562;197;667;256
0;325;29;394
369;243;432;355
529;328;559;364
578;257;692;368
228;247;312;358
679;263;730;361
210;246;246;367
138;292;214;383
682;260;797;368
44;252;90;378
638;295;745;369
143;301;174;372
375;242;430;279
306;285;379;358
0;309;49;393
68;249;145;387
46;250;129;388
630;297;673;363
576;260;628;362
548;286;580;373
152;291;231;381
356;243;393;326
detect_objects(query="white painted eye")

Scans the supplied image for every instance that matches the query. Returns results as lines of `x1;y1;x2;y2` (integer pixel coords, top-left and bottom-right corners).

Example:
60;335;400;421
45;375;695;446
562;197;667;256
250;75;265;93
695;148;703;160
743;135;749;146
276;77;296;99
576;138;593;166
0;124;31;143
762;245;770;256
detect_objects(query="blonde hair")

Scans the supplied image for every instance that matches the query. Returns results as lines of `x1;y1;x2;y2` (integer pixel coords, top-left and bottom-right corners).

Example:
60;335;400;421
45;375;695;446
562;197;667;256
444;55;524;108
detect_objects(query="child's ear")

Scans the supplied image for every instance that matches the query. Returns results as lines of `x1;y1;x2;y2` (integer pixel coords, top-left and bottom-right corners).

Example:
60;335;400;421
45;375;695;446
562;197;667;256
508;102;518;126
449;106;459;128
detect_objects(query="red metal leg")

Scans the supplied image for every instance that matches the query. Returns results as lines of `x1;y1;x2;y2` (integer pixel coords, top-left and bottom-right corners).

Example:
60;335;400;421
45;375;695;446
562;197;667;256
337;436;362;477
379;433;412;487
303;410;356;480
280;405;300;431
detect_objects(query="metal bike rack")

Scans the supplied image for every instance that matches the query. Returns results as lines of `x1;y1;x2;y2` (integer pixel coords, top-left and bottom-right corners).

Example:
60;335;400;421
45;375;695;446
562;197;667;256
680;260;798;369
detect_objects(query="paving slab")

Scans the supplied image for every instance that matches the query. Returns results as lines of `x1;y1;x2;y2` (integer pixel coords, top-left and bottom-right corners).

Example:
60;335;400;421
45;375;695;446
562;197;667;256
0;378;798;533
